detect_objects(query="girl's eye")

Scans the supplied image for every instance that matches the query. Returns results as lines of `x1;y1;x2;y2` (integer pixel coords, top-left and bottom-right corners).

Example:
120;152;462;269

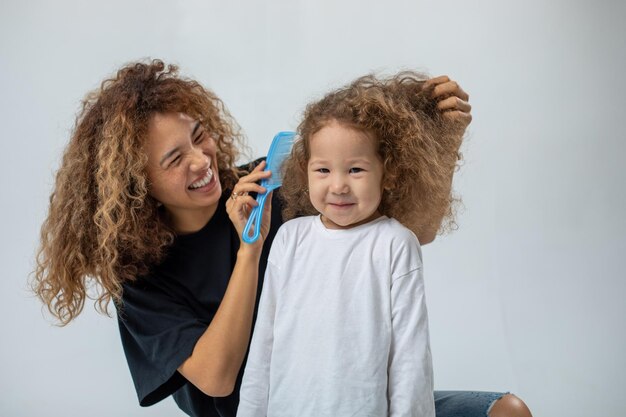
349;167;364;174
316;168;330;174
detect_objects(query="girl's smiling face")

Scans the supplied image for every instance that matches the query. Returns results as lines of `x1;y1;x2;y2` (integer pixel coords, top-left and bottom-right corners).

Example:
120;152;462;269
145;112;222;232
307;121;384;229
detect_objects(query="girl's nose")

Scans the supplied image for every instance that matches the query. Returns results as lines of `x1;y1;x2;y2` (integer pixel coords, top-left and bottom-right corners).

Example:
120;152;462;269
189;148;210;173
330;174;349;194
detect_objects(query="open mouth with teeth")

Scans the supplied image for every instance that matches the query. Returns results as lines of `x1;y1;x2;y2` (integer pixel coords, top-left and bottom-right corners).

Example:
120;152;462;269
188;168;215;190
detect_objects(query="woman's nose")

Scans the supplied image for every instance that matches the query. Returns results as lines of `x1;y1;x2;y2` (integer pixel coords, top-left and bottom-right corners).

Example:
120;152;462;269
189;148;210;173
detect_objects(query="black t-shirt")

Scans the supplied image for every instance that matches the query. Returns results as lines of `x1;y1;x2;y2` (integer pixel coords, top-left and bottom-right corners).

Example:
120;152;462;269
116;181;284;417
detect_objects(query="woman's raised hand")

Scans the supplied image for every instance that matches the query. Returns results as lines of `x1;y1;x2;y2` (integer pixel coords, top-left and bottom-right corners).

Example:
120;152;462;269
424;75;472;134
225;161;273;248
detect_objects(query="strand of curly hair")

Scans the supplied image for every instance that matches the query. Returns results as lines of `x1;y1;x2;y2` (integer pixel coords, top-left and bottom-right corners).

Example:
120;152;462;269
281;71;463;238
32;60;245;325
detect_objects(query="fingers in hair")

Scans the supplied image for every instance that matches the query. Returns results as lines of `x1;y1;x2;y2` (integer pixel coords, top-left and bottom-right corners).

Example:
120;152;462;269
432;80;469;102
437;96;472;113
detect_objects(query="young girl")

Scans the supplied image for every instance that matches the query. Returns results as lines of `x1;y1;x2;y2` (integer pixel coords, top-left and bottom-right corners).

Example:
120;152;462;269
237;72;462;417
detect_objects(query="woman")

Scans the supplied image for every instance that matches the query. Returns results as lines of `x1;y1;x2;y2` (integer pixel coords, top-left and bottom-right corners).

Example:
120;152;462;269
33;59;531;417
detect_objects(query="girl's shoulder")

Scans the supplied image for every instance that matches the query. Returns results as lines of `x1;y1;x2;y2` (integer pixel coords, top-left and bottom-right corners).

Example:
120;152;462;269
374;216;420;242
267;215;317;264
378;218;423;277
277;215;317;235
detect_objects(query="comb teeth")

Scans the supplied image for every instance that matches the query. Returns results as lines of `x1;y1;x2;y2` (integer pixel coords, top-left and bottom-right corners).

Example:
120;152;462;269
241;131;295;244
268;151;292;179
264;132;296;186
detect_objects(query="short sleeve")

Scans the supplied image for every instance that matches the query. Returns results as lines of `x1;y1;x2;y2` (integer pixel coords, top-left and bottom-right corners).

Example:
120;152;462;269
117;279;209;406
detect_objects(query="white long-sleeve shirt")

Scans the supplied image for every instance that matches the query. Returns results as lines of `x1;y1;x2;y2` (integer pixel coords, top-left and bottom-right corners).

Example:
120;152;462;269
237;215;434;417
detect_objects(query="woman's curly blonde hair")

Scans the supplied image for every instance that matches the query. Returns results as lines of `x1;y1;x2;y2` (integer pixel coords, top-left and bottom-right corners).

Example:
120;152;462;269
281;71;463;238
32;59;244;325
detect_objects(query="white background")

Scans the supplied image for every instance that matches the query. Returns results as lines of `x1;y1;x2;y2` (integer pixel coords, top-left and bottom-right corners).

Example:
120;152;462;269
1;1;625;416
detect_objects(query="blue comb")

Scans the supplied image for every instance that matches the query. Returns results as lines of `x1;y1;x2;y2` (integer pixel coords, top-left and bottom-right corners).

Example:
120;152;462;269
242;131;296;244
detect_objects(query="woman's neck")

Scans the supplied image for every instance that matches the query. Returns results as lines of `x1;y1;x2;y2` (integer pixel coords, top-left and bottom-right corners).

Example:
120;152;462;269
169;203;219;234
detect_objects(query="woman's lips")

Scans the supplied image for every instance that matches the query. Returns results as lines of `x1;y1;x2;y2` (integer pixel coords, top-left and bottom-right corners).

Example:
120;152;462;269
188;168;216;192
189;167;213;187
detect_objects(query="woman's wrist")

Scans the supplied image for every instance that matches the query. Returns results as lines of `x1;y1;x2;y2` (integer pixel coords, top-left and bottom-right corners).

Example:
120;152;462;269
237;243;263;261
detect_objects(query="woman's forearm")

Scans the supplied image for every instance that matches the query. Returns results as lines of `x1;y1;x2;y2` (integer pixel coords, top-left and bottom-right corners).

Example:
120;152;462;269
178;246;261;397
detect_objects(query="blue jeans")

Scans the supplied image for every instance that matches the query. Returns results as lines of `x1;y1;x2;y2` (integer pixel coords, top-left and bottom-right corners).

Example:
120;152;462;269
435;391;507;417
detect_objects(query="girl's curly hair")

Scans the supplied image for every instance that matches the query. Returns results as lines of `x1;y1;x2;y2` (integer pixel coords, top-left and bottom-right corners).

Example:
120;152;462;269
32;59;244;325
281;71;463;238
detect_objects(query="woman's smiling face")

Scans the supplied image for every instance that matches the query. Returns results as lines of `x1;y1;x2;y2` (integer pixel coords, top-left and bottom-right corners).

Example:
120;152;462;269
145;112;222;231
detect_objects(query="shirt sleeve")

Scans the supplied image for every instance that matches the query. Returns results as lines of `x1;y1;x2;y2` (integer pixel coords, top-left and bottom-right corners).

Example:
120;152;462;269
237;257;280;417
388;266;435;417
117;279;208;406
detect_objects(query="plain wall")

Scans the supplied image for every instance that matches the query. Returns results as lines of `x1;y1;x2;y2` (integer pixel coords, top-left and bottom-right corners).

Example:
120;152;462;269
1;0;624;416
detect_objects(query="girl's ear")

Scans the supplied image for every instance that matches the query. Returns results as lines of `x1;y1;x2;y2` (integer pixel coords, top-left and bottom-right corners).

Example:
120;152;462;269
382;174;396;192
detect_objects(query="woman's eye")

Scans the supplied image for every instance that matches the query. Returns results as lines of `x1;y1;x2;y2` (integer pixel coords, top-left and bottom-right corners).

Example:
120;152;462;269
169;156;181;167
194;132;205;144
349;167;364;174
